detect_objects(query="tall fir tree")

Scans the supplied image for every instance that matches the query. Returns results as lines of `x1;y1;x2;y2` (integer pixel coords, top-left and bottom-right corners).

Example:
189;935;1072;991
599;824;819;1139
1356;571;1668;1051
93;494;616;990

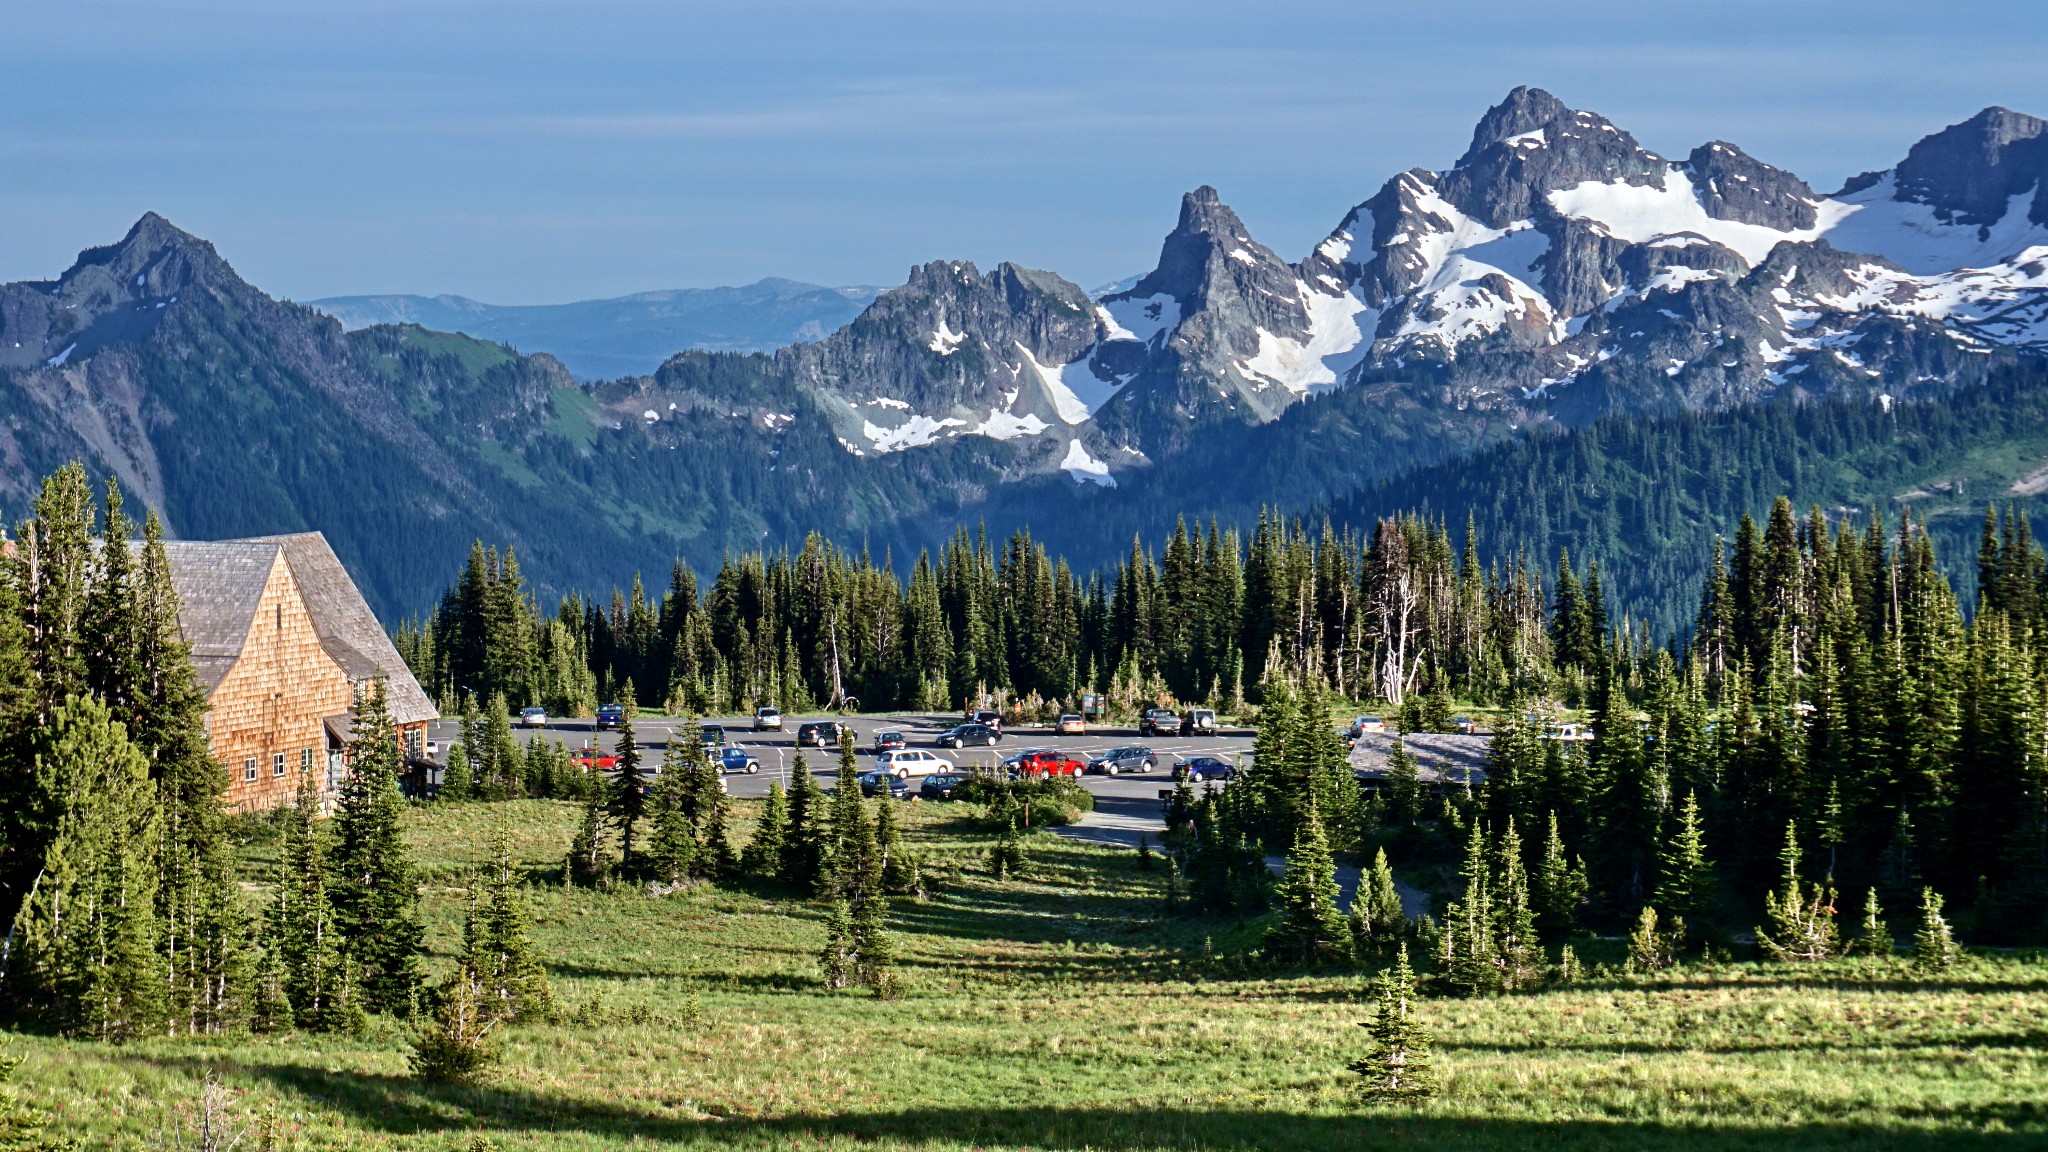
330;679;425;1015
5;696;166;1040
1264;794;1350;967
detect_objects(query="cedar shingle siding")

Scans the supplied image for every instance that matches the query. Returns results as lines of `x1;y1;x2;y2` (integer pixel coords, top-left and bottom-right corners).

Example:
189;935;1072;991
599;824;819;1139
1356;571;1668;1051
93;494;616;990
158;532;436;812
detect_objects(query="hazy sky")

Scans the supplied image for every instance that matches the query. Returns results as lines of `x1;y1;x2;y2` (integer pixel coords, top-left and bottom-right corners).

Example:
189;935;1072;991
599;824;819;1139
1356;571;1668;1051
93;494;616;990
4;1;2044;303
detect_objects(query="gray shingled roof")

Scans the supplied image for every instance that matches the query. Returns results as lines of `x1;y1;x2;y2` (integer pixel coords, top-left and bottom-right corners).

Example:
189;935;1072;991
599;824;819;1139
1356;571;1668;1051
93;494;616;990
158;532;437;726
1349;732;1492;788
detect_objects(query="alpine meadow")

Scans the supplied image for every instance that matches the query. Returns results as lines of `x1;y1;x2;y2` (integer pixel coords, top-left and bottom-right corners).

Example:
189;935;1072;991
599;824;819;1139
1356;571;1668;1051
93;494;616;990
2;10;2048;1149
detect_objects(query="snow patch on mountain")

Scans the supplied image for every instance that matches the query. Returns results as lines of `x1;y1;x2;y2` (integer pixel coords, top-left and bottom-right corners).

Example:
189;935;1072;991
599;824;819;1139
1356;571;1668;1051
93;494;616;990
1060;439;1116;486
1821;177;2048;275
1101;294;1181;345
929;319;968;355
1016;342;1134;424
1548;168;1849;266
977;408;1050;440
862;414;968;452
1240;287;1375;393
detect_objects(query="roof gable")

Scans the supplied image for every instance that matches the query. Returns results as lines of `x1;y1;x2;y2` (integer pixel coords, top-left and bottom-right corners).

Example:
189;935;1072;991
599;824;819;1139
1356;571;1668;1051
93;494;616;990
158;532;438;725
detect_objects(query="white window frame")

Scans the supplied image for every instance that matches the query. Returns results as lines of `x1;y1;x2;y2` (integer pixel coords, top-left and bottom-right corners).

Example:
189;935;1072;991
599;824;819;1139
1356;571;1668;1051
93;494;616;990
243;757;257;782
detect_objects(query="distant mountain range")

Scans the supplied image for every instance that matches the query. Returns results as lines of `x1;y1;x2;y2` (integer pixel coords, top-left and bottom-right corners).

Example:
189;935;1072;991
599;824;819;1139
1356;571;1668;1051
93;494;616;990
3;87;2047;620
308;280;880;380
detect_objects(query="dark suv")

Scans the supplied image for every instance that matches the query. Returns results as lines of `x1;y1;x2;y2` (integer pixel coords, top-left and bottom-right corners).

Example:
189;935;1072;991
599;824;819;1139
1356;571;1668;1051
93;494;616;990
1087;746;1157;775
937;723;1000;749
595;702;625;730
1139;708;1181;738
797;721;845;748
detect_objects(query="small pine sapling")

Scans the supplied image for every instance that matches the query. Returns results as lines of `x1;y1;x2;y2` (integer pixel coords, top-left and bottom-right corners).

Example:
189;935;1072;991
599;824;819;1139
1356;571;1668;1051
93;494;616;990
1349;944;1438;1102
1912;887;1959;973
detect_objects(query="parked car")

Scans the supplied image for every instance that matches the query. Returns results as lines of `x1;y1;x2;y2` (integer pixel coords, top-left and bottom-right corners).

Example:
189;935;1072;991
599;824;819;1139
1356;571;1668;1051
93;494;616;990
858;770;911;799
1014;749;1087;777
1086;746;1156;775
1174;755;1236;782
718;746;761;774
971;709;1004;732
797;720;846;748
1347;714;1386;739
1452;715;1477;735
937;723;1001;749
753;706;783;731
873;730;909;753
1179;708;1217;737
520;706;549;728
595;702;626;730
1057;713;1086;735
571;747;620;771
698;724;728;752
919;772;970;801
1138;708;1181;738
424;739;443;759
874;749;952;777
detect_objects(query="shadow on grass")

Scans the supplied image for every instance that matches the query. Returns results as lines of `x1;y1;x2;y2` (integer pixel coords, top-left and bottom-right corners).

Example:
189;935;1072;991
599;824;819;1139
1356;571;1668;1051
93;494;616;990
143;1057;2048;1151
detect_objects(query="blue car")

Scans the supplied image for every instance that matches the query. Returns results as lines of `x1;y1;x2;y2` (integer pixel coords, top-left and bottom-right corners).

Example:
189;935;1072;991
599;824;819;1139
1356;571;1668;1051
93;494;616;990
719;746;760;774
1174;755;1237;782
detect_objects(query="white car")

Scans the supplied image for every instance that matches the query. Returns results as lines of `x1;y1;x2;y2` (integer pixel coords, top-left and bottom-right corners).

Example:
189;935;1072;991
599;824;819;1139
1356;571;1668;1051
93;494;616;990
874;749;953;778
520;706;549;728
753;706;783;731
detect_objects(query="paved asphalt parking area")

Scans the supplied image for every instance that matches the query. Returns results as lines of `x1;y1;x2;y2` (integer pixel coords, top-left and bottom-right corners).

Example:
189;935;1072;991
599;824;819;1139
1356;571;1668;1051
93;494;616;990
425;711;1255;836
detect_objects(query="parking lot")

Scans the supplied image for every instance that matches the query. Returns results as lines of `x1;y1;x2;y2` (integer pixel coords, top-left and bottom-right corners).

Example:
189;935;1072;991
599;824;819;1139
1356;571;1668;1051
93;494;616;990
424;711;1257;832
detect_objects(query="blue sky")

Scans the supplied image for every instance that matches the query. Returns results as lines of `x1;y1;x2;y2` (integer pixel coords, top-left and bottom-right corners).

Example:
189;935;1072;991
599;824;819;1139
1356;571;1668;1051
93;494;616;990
4;1;2044;303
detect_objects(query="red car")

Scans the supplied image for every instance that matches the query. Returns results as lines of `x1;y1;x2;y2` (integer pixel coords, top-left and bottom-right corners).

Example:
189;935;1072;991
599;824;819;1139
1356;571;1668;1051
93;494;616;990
571;748;620;771
1014;749;1086;777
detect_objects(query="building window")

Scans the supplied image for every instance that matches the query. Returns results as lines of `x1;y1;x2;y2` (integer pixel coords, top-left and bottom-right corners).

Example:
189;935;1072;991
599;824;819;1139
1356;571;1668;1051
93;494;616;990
272;753;286;777
405;727;423;758
301;747;314;772
243;758;257;782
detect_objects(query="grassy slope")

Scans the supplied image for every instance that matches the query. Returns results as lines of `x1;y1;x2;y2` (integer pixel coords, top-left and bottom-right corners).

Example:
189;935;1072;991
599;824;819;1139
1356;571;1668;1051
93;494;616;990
16;800;2048;1150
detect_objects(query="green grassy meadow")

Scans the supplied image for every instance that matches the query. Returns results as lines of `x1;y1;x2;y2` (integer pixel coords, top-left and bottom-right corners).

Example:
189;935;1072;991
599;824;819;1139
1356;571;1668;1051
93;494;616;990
15;799;2048;1150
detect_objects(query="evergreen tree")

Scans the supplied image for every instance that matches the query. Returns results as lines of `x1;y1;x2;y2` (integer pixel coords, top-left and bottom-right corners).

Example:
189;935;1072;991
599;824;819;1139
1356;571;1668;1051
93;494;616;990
1493;817;1541;989
1441;823;1499;995
1656;791;1715;926
875;800;919;895
5;696;165;1040
741;781;788;877
330;679;425;1015
1352;848;1408;949
440;741;474;802
1532;810;1587;938
607;690;647;873
1349;944;1437;1101
1264;795;1350;967
818;900;855;991
566;786;611;887
1625;906;1680;973
644;734;703;885
1384;735;1422;827
1853;888;1892;958
266;774;362;1034
778;753;829;891
460;830;554;1022
1756;823;1838;963
1913;887;1959;973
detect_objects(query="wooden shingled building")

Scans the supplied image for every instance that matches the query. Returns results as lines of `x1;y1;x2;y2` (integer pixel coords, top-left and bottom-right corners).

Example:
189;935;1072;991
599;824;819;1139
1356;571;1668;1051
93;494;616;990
159;531;436;811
